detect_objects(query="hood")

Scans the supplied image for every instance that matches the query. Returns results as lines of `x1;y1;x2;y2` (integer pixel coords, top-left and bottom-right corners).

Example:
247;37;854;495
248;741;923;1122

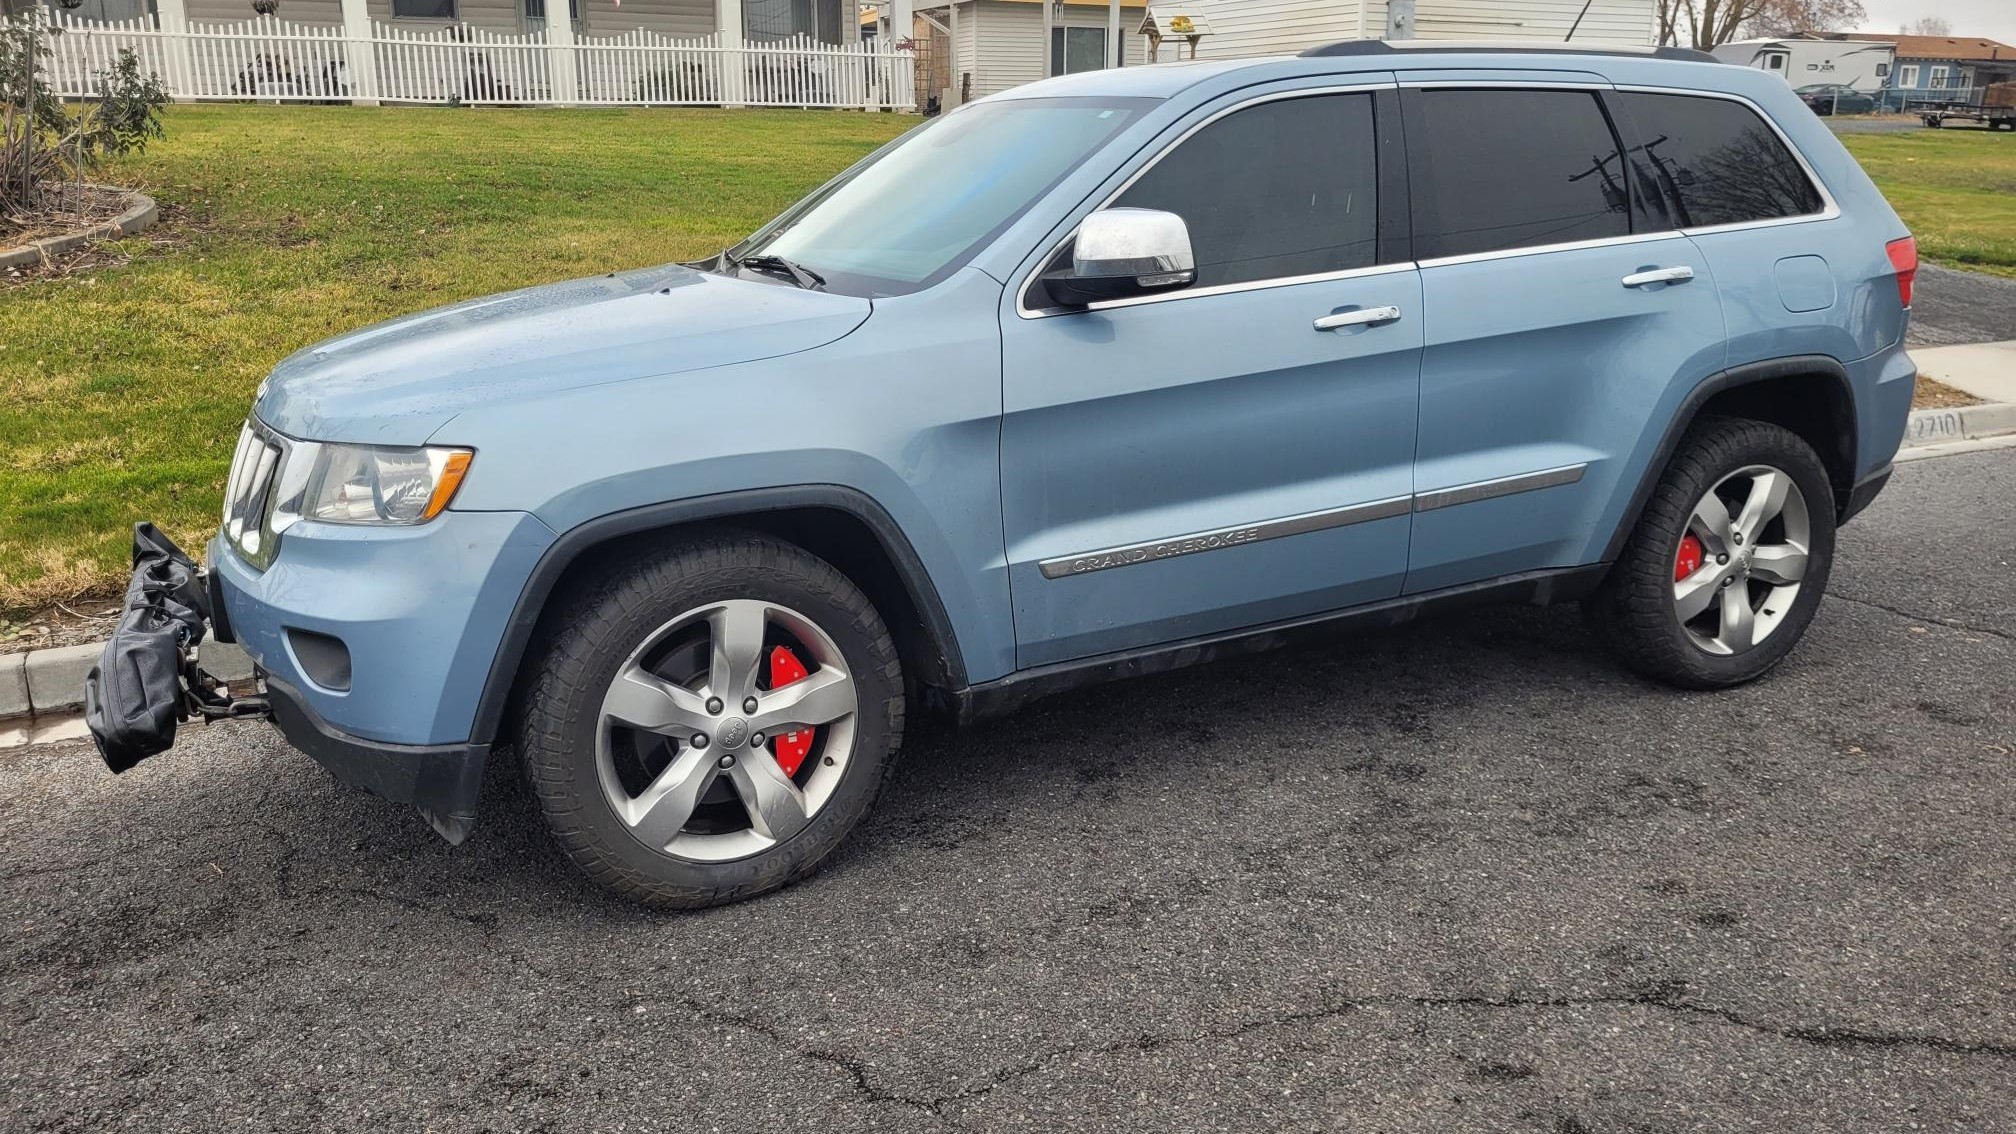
254;264;871;444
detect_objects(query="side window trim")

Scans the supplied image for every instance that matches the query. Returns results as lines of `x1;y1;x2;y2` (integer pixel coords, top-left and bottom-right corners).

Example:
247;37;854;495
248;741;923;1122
1015;80;1405;319
1609;84;1840;237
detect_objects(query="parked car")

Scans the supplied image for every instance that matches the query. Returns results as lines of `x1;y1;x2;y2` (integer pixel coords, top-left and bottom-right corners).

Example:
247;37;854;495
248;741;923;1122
1796;83;1878;115
89;42;1920;909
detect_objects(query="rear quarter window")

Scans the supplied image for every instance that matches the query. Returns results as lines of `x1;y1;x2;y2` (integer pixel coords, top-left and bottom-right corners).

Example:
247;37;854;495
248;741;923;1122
1617;92;1825;229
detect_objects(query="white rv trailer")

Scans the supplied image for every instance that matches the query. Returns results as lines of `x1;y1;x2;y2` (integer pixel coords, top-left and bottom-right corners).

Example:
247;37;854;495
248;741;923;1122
1711;36;1896;89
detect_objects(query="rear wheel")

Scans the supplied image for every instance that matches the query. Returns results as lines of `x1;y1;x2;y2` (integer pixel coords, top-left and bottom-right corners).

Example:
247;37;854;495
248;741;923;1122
1585;417;1836;689
517;531;903;908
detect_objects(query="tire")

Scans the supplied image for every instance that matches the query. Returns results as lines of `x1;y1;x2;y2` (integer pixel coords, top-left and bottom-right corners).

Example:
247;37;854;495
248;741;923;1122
515;530;904;909
1584;416;1837;690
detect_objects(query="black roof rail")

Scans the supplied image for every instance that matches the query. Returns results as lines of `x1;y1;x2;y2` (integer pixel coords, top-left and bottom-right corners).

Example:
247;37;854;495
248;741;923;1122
1298;39;1720;64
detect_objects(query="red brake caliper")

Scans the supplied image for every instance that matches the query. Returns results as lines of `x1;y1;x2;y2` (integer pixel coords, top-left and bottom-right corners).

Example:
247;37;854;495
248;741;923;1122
766;645;815;777
1675;533;1705;582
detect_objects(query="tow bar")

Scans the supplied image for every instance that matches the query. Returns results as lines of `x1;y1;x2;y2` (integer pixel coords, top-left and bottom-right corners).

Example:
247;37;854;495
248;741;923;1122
84;523;271;774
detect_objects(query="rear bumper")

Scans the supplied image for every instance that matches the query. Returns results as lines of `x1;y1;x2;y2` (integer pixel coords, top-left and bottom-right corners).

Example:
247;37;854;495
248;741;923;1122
264;673;487;843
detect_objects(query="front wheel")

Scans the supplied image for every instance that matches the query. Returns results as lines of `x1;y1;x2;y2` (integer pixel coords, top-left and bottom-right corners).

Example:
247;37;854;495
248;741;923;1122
1585;417;1837;690
516;532;904;908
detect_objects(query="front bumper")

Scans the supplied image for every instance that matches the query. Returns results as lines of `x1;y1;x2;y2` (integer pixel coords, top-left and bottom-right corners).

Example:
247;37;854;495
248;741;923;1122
206;509;555;746
87;510;554;844
264;672;488;843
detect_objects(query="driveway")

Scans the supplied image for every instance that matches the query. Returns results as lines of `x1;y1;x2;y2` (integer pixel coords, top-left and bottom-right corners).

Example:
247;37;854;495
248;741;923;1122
3;449;2013;1133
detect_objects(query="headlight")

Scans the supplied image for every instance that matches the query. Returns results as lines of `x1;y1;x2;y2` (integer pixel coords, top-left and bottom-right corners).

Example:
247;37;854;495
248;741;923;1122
303;444;474;525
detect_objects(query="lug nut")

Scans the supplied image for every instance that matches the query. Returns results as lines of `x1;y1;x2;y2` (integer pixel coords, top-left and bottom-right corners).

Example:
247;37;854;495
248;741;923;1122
751;732;766;748
1720;577;1734;588
717;754;736;769
706;696;723;715
743;696;759;714
691;733;709;749
1716;553;1729;565
1732;532;1744;545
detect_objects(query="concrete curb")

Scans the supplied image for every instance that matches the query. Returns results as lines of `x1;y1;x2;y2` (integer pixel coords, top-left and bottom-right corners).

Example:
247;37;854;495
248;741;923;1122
0;639;252;723
1904;401;2016;447
0;188;158;270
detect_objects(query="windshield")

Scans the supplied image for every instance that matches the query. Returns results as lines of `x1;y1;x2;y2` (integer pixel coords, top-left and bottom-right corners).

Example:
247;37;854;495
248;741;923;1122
725;97;1155;297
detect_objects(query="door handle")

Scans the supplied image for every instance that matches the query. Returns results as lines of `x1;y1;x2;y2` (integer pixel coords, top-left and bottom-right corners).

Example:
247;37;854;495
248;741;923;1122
1313;305;1402;331
1621;266;1695;288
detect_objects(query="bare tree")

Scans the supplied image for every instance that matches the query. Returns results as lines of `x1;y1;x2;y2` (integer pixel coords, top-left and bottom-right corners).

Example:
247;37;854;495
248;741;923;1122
1655;0;1768;49
1744;0;1866;37
1907;17;1951;36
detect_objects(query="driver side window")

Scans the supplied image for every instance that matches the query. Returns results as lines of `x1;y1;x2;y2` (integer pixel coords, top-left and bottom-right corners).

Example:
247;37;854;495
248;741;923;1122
1113;92;1380;289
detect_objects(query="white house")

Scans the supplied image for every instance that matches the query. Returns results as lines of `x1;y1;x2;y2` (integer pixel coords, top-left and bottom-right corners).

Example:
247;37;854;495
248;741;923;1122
905;0;1146;104
1169;0;1658;58
36;0;913;108
899;0;1659;109
42;0;852;43
1710;35;1894;90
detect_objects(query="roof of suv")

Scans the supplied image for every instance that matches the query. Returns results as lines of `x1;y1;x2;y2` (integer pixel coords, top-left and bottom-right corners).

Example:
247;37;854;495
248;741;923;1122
994;39;1730;101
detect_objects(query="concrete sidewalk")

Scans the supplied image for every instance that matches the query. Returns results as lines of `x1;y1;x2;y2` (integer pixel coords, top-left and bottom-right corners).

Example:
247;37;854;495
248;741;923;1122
1915;340;2016;404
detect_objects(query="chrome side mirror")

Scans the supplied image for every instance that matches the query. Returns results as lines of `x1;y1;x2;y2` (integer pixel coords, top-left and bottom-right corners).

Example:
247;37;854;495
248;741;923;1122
1047;208;1197;307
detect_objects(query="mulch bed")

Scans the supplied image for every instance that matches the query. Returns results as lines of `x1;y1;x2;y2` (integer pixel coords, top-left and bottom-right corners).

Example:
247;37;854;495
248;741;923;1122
1;183;130;245
0;200;194;288
1913;377;1986;409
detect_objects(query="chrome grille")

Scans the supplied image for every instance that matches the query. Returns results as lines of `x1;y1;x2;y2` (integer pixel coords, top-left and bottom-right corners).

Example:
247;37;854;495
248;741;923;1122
222;422;284;566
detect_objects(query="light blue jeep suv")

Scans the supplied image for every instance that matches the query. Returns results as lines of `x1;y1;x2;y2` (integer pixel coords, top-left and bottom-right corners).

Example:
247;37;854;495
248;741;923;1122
87;41;1919;907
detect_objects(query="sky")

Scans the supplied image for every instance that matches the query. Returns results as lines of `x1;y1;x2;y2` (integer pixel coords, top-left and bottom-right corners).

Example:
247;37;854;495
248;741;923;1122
1851;0;2016;45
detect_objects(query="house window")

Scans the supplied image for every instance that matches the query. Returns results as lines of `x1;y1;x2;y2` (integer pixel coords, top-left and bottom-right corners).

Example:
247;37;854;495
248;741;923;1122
523;0;582;21
43;0;152;20
746;0;843;42
1929;65;1950;88
393;0;456;18
1898;64;1919;87
1050;26;1108;75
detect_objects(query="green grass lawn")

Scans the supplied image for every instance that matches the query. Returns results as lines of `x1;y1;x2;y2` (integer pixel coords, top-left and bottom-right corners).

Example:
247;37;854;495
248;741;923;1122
0;104;910;611
0;106;2008;612
1840;128;2016;278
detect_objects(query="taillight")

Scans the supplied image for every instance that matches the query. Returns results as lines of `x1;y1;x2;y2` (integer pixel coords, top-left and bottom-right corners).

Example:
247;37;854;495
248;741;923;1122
1886;236;1917;308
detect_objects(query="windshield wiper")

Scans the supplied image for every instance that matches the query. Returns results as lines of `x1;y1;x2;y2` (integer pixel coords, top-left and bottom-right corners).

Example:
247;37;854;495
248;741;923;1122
729;252;826;291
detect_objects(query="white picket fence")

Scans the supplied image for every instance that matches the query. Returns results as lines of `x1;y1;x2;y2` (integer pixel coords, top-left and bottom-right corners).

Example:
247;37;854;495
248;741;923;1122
39;11;915;110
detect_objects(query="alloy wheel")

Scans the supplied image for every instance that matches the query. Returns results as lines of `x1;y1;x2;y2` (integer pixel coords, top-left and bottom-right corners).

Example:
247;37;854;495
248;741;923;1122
596;599;859;862
1672;464;1811;656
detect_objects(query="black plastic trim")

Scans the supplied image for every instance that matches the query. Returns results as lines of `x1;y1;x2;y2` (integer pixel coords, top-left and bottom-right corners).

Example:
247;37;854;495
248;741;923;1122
205;567;236;645
466;485;966;748
1299;41;1719;64
265;674;488;844
1599;355;1861;564
953;564;1608;723
1841;463;1892;523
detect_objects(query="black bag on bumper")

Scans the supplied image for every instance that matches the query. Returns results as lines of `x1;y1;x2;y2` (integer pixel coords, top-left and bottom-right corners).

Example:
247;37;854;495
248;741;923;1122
84;523;212;773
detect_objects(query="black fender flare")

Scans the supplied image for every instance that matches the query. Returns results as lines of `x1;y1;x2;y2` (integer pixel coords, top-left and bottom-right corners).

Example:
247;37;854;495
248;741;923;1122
1599;354;1859;565
467;485;967;747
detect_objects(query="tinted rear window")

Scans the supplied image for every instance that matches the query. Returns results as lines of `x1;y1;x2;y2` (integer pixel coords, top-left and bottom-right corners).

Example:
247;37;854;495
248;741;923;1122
1618;92;1824;229
1405;89;1631;260
1114;92;1380;287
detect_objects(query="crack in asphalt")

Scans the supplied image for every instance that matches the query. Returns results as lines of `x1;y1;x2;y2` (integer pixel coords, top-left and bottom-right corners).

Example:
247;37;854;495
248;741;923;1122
672;988;2015;1121
1827;590;2014;643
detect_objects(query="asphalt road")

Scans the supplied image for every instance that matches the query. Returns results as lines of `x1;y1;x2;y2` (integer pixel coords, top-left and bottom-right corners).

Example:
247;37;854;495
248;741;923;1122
4;449;2013;1133
1911;264;2016;347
